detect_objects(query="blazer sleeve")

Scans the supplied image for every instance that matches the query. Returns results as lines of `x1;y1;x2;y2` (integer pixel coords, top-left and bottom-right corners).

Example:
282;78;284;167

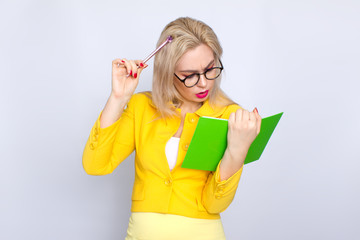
201;161;243;214
82;95;137;175
201;103;244;214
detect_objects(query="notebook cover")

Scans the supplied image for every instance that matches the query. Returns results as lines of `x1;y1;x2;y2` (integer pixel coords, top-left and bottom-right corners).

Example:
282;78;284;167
181;112;283;171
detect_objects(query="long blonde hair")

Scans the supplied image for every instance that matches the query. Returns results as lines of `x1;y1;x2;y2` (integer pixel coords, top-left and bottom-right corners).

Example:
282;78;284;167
151;17;235;118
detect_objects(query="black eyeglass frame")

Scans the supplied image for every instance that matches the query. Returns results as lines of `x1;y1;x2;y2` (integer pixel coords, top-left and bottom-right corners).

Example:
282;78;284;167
174;60;224;88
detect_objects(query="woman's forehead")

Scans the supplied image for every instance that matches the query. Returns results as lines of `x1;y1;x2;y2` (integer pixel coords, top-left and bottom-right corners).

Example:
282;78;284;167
176;44;215;70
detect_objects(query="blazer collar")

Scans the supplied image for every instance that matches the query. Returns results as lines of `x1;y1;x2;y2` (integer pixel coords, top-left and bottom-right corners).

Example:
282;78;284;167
194;99;227;118
144;92;227;118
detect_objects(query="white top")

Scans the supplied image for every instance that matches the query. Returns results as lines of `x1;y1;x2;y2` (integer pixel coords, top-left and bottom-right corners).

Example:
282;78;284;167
165;137;180;171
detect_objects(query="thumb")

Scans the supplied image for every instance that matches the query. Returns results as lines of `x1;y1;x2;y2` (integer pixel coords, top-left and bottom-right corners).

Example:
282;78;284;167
135;60;148;77
253;107;262;134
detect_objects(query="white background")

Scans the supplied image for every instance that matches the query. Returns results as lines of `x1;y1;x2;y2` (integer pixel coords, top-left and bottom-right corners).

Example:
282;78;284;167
1;0;359;239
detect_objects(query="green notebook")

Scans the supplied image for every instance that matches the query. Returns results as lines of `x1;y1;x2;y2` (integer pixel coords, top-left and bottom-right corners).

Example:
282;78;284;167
181;112;283;171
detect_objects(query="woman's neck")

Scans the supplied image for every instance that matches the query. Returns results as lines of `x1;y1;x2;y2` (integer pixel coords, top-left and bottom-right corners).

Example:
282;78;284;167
179;101;203;114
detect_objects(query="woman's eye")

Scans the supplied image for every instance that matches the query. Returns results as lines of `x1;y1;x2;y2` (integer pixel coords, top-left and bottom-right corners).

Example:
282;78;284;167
206;68;215;73
185;74;197;79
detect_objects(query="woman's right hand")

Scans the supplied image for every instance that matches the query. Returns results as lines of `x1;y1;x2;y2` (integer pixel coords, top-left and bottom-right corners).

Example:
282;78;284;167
111;59;148;100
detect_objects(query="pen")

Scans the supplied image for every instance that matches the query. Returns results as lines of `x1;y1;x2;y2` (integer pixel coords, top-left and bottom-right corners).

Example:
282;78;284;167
125;35;173;77
142;35;173;64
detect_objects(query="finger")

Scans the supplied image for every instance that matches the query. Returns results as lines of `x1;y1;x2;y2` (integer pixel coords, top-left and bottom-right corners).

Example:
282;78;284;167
235;108;243;122
121;58;132;76
254;108;261;121
129;60;138;78
228;112;235;127
134;60;145;68
134;60;146;76
254;108;262;134
249;112;256;122
242;110;250;122
136;61;149;69
112;59;125;68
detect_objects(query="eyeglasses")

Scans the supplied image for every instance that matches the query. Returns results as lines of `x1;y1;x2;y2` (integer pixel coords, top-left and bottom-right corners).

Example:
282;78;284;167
174;60;224;88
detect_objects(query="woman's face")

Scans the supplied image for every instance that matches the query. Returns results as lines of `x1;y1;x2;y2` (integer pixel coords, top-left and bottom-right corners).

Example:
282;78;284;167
174;44;216;107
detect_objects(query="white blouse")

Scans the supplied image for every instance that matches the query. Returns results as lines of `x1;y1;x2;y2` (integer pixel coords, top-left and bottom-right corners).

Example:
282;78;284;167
165;137;180;171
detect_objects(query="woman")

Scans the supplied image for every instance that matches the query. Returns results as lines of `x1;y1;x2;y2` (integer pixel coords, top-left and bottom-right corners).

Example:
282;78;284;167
83;17;261;239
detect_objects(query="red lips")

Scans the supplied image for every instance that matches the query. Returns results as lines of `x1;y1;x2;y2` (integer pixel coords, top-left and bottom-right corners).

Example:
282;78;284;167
195;90;209;99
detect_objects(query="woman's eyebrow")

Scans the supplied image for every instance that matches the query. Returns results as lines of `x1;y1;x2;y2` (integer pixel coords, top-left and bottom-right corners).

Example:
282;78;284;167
178;59;215;73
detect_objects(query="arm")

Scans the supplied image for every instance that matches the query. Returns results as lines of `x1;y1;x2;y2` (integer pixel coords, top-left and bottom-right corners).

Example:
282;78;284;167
202;108;262;213
82;58;147;175
100;58;147;128
82;95;136;175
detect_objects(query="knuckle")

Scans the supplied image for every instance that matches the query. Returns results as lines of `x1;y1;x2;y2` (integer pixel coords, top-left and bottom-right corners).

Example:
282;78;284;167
234;122;243;130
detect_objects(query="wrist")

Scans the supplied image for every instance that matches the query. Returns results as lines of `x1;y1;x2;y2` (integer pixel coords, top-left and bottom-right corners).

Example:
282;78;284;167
219;148;246;181
225;145;249;163
109;92;131;106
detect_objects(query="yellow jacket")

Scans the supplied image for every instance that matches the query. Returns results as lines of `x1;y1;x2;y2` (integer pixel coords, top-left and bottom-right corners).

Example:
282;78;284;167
82;92;243;219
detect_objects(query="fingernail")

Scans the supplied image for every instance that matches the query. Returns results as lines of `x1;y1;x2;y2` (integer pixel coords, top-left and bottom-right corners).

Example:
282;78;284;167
129;70;132;76
140;63;144;67
121;60;125;63
255;107;258;113
134;73;137;78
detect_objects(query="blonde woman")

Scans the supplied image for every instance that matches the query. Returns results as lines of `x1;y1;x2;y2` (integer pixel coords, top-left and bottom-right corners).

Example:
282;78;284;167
83;17;261;240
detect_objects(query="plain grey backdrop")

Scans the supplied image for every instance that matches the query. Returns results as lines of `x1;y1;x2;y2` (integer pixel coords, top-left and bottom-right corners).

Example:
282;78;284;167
1;0;359;239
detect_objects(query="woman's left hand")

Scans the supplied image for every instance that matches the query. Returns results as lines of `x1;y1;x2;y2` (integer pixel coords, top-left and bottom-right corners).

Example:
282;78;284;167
227;108;262;156
219;108;261;181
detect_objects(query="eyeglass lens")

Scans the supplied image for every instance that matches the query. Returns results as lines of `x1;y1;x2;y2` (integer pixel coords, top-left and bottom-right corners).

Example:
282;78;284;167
184;68;222;87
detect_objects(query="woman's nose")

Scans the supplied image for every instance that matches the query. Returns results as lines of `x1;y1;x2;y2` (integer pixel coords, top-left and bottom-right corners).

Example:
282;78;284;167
197;74;207;87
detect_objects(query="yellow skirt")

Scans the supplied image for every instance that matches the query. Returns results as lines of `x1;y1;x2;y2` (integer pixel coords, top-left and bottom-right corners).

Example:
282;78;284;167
125;212;226;240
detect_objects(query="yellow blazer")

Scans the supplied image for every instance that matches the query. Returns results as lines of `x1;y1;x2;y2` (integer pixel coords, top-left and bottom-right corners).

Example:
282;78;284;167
82;92;243;219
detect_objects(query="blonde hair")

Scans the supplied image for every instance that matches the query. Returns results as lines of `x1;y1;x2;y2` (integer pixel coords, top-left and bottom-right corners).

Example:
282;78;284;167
151;17;235;118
